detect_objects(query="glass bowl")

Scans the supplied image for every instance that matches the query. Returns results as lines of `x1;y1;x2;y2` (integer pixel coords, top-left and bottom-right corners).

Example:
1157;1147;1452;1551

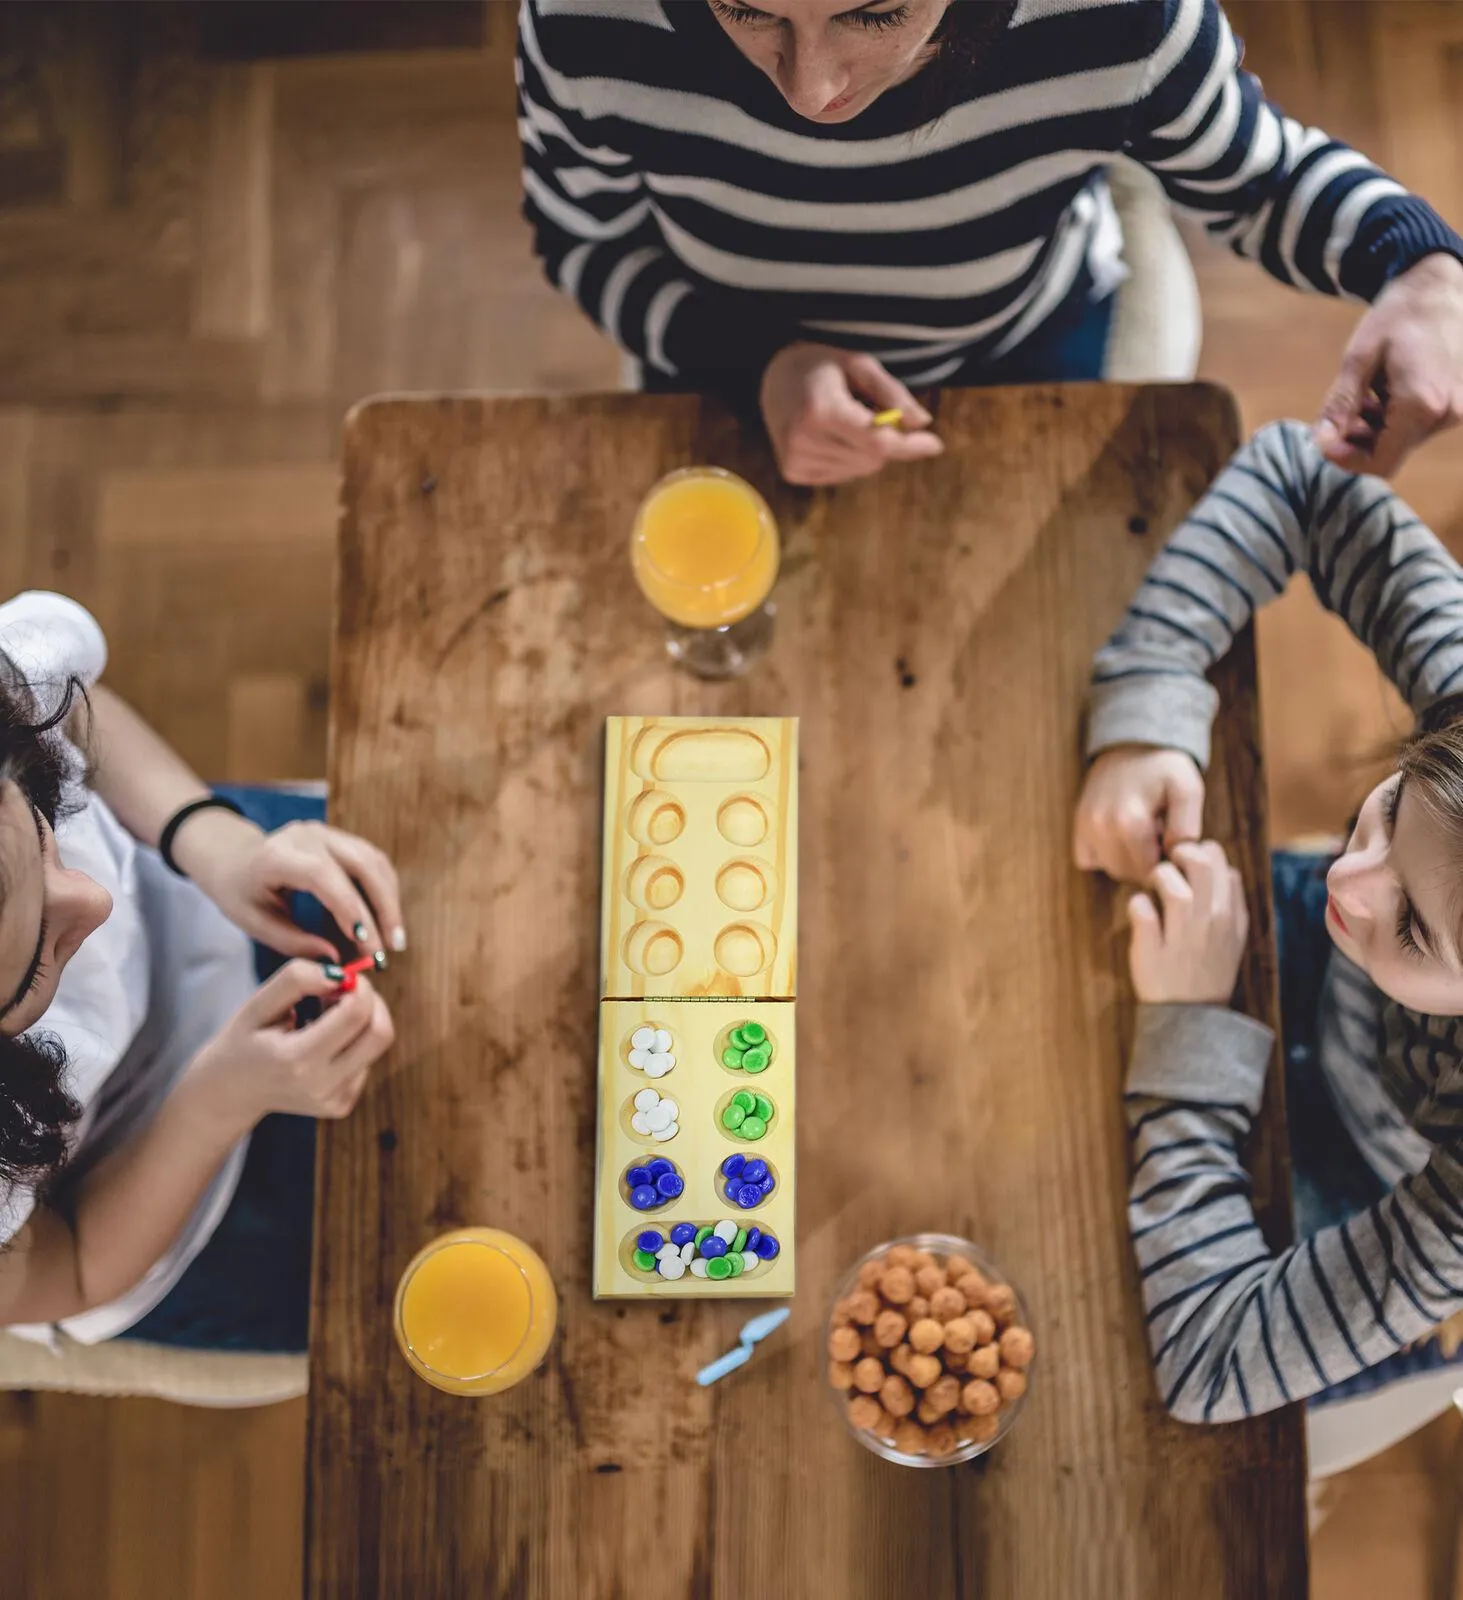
825;1231;1034;1468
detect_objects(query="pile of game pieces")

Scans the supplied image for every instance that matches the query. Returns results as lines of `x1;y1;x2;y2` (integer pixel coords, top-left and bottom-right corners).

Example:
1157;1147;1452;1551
720;1152;776;1210
720;1088;774;1139
826;1242;1036;1460
720;1020;773;1073
624;1157;685;1212
630;1087;679;1141
628;1026;676;1079
630;1220;781;1282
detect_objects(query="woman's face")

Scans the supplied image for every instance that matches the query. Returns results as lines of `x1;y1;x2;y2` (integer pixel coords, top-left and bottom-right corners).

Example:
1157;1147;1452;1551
706;0;953;123
1327;771;1463;1014
0;781;112;1038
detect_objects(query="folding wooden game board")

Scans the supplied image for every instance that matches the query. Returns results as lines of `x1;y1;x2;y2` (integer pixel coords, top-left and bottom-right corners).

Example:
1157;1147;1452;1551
593;717;797;1298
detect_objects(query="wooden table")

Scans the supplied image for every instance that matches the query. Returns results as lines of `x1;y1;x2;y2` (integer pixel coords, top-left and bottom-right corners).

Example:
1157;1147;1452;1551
310;384;1307;1598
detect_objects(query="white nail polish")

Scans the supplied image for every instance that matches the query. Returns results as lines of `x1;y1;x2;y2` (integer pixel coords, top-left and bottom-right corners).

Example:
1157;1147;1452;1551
390;927;408;953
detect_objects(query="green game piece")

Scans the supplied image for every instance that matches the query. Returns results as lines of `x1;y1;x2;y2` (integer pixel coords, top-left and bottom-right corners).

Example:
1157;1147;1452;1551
732;1090;756;1113
695;1225;713;1247
730;1025;752;1047
742;1046;770;1073
739;1115;767;1139
732;1228;748;1253
727;1251;744;1277
707;1256;733;1280
752;1093;774;1121
722;1046;746;1069
722;1103;747;1131
632;1248;657;1272
741;1022;767;1046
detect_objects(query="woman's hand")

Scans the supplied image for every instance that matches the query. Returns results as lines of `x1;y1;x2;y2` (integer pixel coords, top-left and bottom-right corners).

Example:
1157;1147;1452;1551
1127;842;1248;1006
759;342;945;486
189;959;394;1130
173;809;406;960
1073;745;1205;883
1315;253;1463;478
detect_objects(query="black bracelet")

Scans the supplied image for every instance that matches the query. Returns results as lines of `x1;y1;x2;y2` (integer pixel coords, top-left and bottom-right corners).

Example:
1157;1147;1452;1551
159;795;246;878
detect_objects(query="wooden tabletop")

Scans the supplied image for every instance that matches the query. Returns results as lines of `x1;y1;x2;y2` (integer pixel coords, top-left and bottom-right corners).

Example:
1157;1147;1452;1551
310;384;1307;1599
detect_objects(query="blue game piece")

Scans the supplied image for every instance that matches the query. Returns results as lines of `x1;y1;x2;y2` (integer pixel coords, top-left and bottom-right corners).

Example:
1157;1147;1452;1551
735;1184;762;1209
701;1236;728;1259
670;1222;697;1246
759;1175;775;1195
631;1184;659;1210
656;1171;684;1199
755;1233;780;1259
637;1229;664;1253
741;1158;769;1184
626;1165;653;1189
746;1228;762;1252
721;1152;746;1179
647;1158;674;1180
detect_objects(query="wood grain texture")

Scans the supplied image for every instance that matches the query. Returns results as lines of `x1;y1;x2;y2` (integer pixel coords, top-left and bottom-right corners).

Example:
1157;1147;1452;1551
312;384;1306;1599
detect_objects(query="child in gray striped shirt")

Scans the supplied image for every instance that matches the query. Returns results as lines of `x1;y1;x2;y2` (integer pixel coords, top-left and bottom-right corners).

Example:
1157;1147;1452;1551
1074;418;1463;1421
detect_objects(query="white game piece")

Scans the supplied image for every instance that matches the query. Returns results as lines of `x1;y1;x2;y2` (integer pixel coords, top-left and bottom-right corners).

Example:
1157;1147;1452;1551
680;1242;695;1262
634;1088;659;1113
652;1122;677;1142
630;1112;651;1136
654;1029;673;1053
659;1098;679;1122
657;1242;679;1261
741;1252;759;1274
659;1255;687;1280
659;1053;676;1071
645;1059;670;1079
632;1027;657;1050
713;1220;738;1244
646;1103;672;1133
628;1048;649;1070
690;1257;709;1278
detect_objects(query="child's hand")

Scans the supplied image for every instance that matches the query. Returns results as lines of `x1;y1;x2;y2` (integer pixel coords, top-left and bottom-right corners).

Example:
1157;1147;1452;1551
189;960;395;1130
1073;745;1205;883
1127;842;1248;1006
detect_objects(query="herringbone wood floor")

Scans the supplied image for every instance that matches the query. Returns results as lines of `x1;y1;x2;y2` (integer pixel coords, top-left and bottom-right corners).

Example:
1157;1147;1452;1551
0;3;1461;1596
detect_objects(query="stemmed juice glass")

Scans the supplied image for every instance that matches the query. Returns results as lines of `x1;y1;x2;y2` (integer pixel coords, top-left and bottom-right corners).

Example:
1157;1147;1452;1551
630;466;781;679
393;1227;558;1397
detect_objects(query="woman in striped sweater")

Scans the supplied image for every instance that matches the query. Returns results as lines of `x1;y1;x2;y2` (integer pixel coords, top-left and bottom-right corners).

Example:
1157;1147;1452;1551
1074;421;1463;1420
519;0;1463;486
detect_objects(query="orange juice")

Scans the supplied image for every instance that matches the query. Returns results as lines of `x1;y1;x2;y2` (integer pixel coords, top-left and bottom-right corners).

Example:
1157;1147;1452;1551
393;1228;557;1397
631;467;780;629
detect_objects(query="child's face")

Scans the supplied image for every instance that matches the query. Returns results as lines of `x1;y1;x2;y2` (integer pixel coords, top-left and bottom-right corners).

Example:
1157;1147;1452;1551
1327;771;1463;1014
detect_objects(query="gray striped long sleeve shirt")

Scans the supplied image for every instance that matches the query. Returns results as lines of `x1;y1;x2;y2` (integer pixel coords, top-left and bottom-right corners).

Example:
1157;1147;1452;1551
1089;419;1463;1422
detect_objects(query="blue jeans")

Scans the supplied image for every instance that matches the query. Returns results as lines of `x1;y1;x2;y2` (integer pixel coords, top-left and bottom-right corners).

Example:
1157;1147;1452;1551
643;262;1115;404
118;787;330;1353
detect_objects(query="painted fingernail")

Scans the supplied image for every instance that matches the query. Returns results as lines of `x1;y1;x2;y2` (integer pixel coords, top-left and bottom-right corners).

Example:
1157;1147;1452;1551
322;963;344;981
372;951;388;972
353;922;369;943
390;927;408;953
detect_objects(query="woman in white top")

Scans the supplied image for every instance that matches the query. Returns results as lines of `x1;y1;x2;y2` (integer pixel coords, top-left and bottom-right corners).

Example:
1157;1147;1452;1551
0;591;400;1350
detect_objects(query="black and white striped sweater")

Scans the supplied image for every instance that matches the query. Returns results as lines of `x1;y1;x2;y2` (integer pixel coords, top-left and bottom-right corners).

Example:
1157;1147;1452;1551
518;0;1463;398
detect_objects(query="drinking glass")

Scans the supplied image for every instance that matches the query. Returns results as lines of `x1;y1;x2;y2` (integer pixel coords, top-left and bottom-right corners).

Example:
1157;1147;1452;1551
393;1227;558;1397
630;466;781;679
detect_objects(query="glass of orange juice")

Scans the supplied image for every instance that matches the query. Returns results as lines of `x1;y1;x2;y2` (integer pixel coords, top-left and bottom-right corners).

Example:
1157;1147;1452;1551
630;466;781;678
393;1227;558;1397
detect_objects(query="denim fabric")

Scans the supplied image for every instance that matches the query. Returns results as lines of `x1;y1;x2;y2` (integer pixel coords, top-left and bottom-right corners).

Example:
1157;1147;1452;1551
117;787;329;1353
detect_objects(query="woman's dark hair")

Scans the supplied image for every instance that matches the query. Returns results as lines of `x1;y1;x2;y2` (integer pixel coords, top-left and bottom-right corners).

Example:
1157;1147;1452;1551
0;653;87;1193
924;1;1019;108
